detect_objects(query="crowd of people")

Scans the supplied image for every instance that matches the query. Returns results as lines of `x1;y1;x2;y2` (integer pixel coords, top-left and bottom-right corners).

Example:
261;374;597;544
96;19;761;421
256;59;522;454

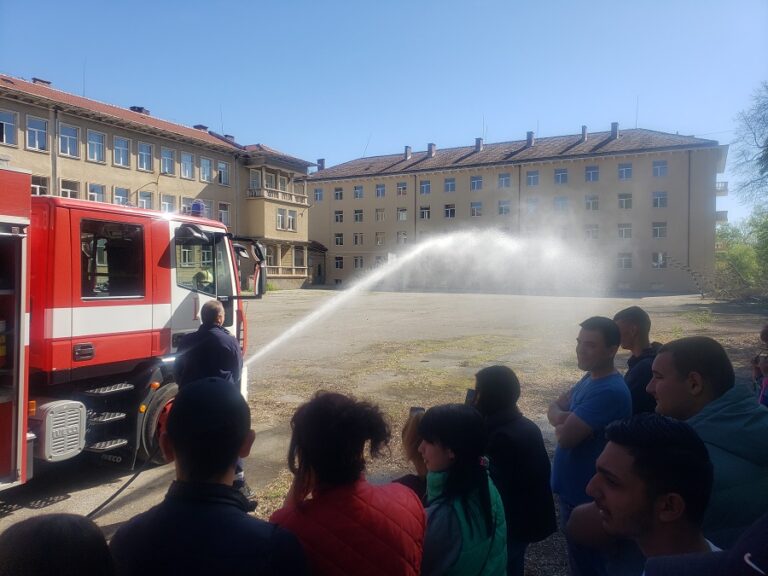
0;303;767;576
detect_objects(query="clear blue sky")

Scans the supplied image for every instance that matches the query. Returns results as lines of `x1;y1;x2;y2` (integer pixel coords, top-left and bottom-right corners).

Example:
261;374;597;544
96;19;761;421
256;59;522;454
1;0;766;221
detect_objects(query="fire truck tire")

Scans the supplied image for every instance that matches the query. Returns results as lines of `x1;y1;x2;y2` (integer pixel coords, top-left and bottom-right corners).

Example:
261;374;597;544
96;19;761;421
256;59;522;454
140;382;178;464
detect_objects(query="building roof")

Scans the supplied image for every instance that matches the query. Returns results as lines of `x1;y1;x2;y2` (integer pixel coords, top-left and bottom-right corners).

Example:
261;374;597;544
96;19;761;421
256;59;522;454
308;128;721;181
0;73;241;151
244;143;314;168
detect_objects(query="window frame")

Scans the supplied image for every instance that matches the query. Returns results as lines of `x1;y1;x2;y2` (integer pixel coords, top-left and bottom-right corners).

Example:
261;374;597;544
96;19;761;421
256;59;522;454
335;210;344;223
470;175;483;191
553;196;568;212
161;147;176;176
618;223;632;239
137;141;154;172
554;168;568;184
200;157;213;182
470;201;483;217
444;203;456;218
584;224;599;239
219;202;231;226
498;200;511;215
87;129;106;163
420;205;431;220
0;109;17;146
653;191;668;208
217;161;231;186
26;115;48;152
618;193;633;209
113;187;130;205
652;221;667;238
334;187;343;200
314;188;324;202
59;123;79;158
87;183;106;202
334;233;344;246
397;182;407;196
420;180;431;195
137;191;153;209
397;207;407;221
617;252;633;269
585;195;599;210
585;165;599;182
618;163;633;181
31;175;48;195
653;160;668;178
113;136;131;168
161;194;176;213
180;151;194;179
526;170;539;186
354;209;364;223
375;208;385;222
444;177;456;192
353;185;364;199
498;173;511;188
60;179;80;198
375;183;385;198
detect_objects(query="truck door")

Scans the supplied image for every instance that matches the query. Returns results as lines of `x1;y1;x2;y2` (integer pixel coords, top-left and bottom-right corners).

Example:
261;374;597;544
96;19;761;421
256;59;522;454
169;224;236;350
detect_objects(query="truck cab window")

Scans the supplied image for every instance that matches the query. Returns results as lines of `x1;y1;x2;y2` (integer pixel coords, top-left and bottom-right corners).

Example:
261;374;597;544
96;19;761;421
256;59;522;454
175;231;217;296
81;220;145;298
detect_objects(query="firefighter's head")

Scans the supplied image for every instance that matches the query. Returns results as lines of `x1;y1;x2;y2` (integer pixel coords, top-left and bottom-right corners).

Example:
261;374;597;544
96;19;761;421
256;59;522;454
162;378;255;483
200;300;225;326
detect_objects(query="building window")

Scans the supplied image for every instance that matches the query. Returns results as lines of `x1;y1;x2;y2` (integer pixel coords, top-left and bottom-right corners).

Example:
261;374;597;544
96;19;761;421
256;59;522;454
444;177;456;192
353;232;364;245
334;187;343;200
265;173;276;189
277;208;286;229
375;183;385;198
200;157;213;182
287;210;297;231
584;224;599;239
138;191;152;209
653;160;668;177
0;110;17;145
618;193;633;209
114;187;129;205
397;207;407;221
526;170;539;186
114;136;130;167
87;183;106;202
181;197;194;213
26;116;47;151
161;195;176;213
161;147;176;175
31;175;48;195
181;152;194;179
420;180;431;195
397;231;407;244
617;253;633;269
335;256;344;269
202;200;213;219
618;223;632;239
354;209;364;223
60;179;80;198
526;197;538;214
354;185;363;199
652;221;667;238
498;173;511;188
420;205;431;220
653;191;668;208
335;210;344;223
59;124;78;157
652;252;668;269
554;168;568;184
334;233;343;246
294;246;305;268
219;202;231;226
87;130;106;163
217;161;230;185
375;232;385;246
554;197;568;212
375;208;385;221
444;203;456;218
354;256;364;269
265;246;277;267
498;200;511;215
314;188;324;202
470;201;483;217
279;176;287;192
397;182;407;196
138;142;153;171
470;176;483;191
585;165;599;182
618;163;633;180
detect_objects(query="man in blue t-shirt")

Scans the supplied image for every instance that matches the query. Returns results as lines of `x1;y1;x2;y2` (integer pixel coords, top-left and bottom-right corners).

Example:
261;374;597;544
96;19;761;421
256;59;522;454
548;316;632;576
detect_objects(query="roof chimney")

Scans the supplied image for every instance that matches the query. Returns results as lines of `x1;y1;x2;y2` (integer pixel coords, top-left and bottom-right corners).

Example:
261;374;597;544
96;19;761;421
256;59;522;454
475;137;484;152
317;158;325;171
130;106;150;115
581;125;588;142
611;122;620;139
32;77;51;86
404;146;412;160
427;143;436;158
193;124;208;131
224;134;235;142
526;131;535;147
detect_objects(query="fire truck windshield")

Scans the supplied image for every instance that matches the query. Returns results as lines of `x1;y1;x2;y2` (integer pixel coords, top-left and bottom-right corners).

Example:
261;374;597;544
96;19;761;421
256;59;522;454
174;230;233;298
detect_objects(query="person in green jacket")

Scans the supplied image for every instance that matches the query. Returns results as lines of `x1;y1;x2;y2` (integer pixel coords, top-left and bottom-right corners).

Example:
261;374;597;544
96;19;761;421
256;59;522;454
418;403;507;576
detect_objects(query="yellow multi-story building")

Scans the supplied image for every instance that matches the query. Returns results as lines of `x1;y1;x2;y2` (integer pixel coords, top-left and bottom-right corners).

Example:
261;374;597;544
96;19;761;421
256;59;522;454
306;125;728;292
0;73;312;288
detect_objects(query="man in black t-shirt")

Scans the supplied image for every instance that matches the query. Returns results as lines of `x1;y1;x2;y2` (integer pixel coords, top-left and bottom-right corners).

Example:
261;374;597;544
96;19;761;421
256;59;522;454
614;306;659;415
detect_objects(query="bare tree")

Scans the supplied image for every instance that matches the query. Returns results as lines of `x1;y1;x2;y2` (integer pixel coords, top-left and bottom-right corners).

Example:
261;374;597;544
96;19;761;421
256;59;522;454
733;82;768;202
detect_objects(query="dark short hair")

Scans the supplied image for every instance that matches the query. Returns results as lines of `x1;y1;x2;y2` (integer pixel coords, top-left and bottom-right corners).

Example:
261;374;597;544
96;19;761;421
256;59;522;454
288;392;390;488
475;365;521;417
658;337;735;398
613;306;652;336
0;514;112;576
606;413;713;526
580;316;621;348
200;300;224;325
166;377;251;481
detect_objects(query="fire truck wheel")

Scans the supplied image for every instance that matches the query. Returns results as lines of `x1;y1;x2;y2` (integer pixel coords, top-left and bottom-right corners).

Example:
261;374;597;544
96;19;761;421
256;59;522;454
140;382;178;464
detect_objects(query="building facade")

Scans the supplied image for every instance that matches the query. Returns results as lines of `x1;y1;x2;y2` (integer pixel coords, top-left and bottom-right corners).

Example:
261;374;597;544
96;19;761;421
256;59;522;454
306;125;728;292
0;74;313;288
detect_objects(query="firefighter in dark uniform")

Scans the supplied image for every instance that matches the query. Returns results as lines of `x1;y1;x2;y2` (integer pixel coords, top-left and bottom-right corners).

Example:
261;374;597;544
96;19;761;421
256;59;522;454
175;300;255;508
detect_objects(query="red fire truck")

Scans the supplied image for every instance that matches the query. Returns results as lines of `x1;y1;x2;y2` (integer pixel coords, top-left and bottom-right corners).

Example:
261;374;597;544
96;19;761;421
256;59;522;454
0;165;255;491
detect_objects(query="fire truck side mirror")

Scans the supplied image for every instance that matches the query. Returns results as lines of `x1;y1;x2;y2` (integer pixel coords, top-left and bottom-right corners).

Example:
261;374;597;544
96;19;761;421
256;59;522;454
174;224;209;245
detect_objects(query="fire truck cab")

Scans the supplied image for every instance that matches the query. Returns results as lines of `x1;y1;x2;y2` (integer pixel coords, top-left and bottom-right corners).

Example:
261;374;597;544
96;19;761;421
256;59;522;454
0;165;249;490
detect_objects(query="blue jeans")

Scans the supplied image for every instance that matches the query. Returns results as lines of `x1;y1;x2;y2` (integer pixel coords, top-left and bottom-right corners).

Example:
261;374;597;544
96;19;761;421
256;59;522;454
507;539;528;576
559;500;607;576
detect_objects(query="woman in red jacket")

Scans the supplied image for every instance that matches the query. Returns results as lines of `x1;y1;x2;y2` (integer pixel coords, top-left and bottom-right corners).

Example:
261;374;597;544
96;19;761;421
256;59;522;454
270;392;426;576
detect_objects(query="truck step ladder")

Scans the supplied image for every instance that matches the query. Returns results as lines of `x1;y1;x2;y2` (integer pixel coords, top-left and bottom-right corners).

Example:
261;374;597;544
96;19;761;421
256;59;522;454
84;438;129;452
88;412;127;424
83;383;134;396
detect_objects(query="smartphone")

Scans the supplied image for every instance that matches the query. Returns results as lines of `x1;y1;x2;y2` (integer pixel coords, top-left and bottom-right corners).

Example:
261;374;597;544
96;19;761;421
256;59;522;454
464;388;477;406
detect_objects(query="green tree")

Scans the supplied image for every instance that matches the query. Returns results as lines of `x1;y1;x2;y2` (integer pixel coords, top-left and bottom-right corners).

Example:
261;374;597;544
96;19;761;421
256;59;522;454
733;82;768;202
